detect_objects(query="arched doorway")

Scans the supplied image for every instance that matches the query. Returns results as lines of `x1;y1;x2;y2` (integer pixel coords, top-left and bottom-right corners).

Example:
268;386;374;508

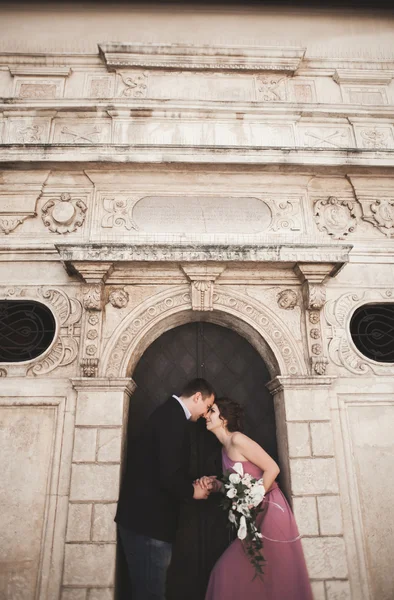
116;321;277;600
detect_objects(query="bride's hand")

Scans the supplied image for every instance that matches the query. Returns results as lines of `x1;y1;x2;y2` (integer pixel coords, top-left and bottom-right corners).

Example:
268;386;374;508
194;475;217;492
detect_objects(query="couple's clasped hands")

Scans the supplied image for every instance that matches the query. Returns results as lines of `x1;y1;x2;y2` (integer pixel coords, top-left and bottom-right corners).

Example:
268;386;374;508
193;475;222;499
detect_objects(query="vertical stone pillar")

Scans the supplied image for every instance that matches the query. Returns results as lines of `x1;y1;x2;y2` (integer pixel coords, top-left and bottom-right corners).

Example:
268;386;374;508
268;376;351;600
61;378;135;600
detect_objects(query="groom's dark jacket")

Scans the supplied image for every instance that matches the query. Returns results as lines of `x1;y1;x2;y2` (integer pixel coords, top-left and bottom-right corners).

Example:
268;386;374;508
115;396;194;542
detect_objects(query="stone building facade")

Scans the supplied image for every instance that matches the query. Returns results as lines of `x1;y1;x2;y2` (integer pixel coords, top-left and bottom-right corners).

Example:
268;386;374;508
0;4;393;600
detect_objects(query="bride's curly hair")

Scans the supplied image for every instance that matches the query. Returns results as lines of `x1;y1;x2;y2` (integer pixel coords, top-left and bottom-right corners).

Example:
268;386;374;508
215;397;245;433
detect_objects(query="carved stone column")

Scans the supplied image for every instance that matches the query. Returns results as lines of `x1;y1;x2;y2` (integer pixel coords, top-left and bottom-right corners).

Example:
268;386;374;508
181;264;226;311
75;262;113;377
294;263;338;376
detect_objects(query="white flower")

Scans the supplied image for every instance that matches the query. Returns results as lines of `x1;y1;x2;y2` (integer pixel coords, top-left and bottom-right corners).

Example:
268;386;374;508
238;504;251;517
232;462;244;477
228;510;236;524
226;487;237;498
229;473;241;484
237;515;247;540
250;483;265;507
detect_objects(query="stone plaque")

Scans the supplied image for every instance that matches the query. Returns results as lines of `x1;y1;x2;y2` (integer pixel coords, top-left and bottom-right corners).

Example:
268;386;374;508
132;196;272;234
0;405;56;599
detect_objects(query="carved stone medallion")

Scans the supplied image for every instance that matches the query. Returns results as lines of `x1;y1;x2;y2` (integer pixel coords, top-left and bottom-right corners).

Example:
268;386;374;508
41;192;87;234
314;196;360;239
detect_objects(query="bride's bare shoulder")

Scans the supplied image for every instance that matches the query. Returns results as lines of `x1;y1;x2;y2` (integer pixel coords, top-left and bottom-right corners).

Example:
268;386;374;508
231;431;251;446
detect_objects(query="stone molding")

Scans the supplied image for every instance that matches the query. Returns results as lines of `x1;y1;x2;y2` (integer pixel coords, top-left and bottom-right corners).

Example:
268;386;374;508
57;243;351;266
101;285;306;379
98;42;306;73
181;264;226;311
267;375;337;395
8;65;72;77
71;377;136;396
325;288;394;375
332;69;394;86
1;286;82;377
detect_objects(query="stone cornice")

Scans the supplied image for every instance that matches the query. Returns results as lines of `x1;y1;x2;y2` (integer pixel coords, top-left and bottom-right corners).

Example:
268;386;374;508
57;243;351;268
1;145;394;167
8;66;72;77
98;42;306;73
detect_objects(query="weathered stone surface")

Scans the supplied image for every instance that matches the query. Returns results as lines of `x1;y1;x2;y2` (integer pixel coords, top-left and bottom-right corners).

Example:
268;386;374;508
92;504;117;542
317;496;343;535
66;504;92;542
61;589;87;600
291;458;339;495
88;588;114;600
97;428;122;462
70;465;120;502
325;580;351;600
287;422;311;457
311;422;335;456
310;580;326;600
293;496;319;535
302;537;348;579
76;392;124;426
63;544;116;586
73;427;97;462
284;390;331;421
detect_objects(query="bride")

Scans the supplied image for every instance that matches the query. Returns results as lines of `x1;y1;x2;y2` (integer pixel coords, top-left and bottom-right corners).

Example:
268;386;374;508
201;397;313;600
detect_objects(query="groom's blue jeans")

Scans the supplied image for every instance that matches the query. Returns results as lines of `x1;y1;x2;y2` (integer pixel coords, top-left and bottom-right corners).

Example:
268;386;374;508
118;525;172;600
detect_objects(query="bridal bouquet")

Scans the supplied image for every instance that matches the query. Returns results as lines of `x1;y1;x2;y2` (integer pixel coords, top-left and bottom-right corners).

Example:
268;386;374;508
221;462;266;579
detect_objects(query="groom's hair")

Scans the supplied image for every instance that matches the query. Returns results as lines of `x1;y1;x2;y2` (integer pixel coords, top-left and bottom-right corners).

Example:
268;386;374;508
180;378;215;400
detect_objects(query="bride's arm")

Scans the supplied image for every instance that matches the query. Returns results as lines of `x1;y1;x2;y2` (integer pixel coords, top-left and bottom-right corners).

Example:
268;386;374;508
232;432;280;492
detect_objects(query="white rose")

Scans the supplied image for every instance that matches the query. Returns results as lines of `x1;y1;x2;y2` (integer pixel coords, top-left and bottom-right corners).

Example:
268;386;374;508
228;510;236;524
250;484;265;507
226;487;237;498
232;462;244;477
237;516;247;540
229;473;241;484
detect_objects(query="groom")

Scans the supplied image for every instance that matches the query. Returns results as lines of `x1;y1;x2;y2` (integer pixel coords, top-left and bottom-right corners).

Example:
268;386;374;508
115;378;216;600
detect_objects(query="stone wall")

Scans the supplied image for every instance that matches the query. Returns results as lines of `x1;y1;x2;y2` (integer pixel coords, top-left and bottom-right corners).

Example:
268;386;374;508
0;4;393;600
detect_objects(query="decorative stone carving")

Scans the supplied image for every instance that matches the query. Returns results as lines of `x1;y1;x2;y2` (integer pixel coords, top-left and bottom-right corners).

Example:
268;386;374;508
41;192;87;234
83;286;103;311
108;288;129;309
310;328;321;339
314;196;360;239
101;197;139;231
81;357;99;377
361;199;394;237
18;83;57;98
16;125;43;143
325;290;394;375
277;289;298;310
311;356;329;376
304;284;326;311
0;367;7;377
86;344;97;356
256;75;287;101
103;286;305;378
268;197;302;232
304;129;348;149
181;265;226;311
60;125;102;144
87;329;98;340
309;311;320;324
0;287;82;376
118;71;148;98
360;127;389;148
311;343;322;355
0;216;29;234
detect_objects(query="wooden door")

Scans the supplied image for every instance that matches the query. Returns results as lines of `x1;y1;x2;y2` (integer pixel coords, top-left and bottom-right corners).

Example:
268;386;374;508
117;322;276;600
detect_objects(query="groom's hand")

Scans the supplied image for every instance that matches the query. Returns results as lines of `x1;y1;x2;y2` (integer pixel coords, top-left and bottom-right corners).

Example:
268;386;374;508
193;482;210;500
196;475;217;492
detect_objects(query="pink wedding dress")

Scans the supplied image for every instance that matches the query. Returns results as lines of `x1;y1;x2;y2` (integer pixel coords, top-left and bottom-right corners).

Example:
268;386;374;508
205;450;313;600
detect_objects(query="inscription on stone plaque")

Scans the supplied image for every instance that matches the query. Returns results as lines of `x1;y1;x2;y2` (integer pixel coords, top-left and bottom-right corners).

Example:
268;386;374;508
132;196;272;234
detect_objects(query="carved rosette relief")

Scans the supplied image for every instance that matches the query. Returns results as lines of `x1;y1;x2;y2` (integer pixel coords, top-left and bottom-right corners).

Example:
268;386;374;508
79;286;105;377
3;286;82;376
118;71;148;98
277;289;298;310
103;286;305;378
256;75;287;101
109;288;130;309
325;290;394;375
361;198;394;238
314;196;361;240
42;192;87;234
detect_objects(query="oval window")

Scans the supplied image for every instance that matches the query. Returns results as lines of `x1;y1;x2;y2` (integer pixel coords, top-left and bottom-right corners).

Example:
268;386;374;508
350;304;394;363
0;301;56;362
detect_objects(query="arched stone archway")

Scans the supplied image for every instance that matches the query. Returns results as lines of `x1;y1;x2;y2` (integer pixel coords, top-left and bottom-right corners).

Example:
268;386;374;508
101;285;307;379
